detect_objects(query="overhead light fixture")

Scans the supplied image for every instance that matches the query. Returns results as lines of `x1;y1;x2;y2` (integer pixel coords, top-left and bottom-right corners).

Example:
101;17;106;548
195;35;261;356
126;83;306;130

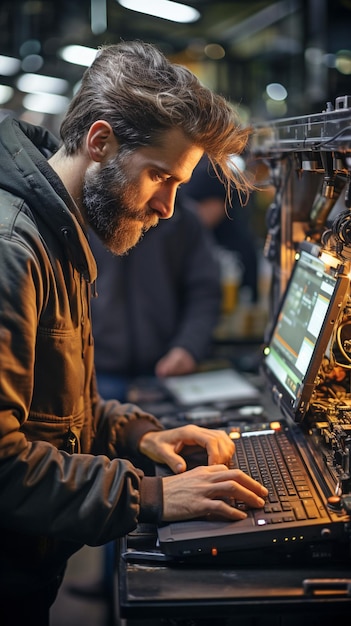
23;93;70;115
265;83;287;101
204;44;225;60
17;73;69;95
21;55;44;73
58;45;98;67
91;0;107;34
335;50;351;75
0;85;14;105
117;0;200;24
0;55;21;76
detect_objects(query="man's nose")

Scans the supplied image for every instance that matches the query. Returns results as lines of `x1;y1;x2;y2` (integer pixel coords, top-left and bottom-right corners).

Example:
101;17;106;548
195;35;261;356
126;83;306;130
150;186;177;219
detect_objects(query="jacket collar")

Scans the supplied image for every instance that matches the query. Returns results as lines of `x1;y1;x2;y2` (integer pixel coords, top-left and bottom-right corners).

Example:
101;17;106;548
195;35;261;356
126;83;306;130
0;117;97;283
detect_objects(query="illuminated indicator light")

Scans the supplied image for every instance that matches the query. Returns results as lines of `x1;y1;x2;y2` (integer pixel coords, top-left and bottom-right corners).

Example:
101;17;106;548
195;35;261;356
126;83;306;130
211;547;218;557
300;536;304;540
327;495;342;509
229;430;241;440
272;539;277;543
292;536;296;541
270;421;281;431
284;537;289;542
257;519;266;525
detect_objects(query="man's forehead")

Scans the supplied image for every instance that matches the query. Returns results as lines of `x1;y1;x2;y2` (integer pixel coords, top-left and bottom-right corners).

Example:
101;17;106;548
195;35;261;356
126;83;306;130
136;129;203;178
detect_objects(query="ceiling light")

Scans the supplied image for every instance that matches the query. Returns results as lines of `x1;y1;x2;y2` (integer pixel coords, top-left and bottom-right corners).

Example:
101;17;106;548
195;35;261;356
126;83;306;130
17;73;69;95
335;50;351;75
117;0;200;24
21;55;44;73
23;93;70;115
19;40;41;57
229;154;246;172
266;83;287;101
0;55;21;76
204;44;225;60
58;45;97;67
91;0;107;34
0;85;14;105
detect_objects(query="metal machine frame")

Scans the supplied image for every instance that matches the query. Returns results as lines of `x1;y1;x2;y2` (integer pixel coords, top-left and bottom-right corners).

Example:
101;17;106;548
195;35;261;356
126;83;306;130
250;95;351;303
250;97;351;514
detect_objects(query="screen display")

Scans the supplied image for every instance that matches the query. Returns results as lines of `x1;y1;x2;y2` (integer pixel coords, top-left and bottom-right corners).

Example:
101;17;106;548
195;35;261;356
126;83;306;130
265;250;338;403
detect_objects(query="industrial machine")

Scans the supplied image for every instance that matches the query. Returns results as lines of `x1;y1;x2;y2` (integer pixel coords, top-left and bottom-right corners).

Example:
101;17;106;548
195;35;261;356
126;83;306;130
250;97;351;520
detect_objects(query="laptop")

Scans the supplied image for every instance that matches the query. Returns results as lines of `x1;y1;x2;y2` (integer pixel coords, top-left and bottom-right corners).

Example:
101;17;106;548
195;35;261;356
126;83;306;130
162;368;260;408
157;242;351;565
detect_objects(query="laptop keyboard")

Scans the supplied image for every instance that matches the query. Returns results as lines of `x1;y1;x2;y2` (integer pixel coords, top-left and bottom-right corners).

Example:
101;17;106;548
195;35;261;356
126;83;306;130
232;430;323;525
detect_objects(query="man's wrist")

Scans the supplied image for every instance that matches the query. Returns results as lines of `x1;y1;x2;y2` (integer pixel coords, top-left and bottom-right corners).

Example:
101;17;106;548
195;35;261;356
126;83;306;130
138;475;163;523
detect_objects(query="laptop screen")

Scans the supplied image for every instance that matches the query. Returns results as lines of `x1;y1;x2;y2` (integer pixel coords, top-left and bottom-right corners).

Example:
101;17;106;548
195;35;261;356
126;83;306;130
262;242;349;422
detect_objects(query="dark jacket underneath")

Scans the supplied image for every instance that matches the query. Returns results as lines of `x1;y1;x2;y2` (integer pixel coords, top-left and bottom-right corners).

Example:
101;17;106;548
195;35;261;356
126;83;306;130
91;205;221;377
0;117;163;592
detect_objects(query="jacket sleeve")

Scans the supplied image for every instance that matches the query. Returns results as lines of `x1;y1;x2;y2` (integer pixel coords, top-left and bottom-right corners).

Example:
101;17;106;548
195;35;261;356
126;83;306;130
90;378;164;474
0;207;163;547
90;393;165;525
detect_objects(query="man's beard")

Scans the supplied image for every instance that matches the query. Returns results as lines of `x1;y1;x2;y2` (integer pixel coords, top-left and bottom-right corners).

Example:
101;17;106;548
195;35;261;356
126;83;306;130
83;152;157;255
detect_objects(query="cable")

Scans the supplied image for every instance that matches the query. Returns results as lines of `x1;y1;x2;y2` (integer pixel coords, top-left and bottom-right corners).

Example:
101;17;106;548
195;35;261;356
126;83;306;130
312;126;351;149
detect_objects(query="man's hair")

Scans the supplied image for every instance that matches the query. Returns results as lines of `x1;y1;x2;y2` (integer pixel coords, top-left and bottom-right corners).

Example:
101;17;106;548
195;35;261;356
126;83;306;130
60;40;251;194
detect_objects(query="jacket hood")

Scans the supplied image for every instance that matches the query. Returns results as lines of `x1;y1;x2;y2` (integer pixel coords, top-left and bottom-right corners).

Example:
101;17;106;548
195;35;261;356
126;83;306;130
0;116;97;282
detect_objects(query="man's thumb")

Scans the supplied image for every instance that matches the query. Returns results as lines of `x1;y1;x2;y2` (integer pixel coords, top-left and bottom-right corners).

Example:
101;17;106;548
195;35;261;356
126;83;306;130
167;454;187;474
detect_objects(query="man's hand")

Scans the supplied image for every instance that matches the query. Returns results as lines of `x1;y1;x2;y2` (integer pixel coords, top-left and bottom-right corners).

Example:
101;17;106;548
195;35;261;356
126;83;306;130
139;425;268;522
139;424;235;473
155;347;196;378
162;464;268;522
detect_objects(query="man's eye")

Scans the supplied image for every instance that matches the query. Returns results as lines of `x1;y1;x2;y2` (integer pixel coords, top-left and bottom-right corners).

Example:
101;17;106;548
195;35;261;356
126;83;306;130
152;172;169;183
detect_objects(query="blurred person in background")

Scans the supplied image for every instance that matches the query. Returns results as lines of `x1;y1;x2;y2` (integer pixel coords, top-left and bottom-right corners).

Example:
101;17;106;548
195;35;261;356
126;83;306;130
180;155;259;307
90;199;222;404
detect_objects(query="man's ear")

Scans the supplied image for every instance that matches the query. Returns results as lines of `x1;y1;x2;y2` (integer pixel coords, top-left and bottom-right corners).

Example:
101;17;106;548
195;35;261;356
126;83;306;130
86;120;119;162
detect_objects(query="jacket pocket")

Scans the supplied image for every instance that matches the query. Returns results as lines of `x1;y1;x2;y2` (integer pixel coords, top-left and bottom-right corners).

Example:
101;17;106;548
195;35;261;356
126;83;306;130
33;326;85;418
21;413;83;453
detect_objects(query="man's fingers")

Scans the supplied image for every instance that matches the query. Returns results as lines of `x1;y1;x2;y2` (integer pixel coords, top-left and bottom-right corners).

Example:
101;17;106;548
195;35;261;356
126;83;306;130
196;468;265;508
170;425;235;465
226;468;268;498
215;479;266;508
162;464;268;522
139;424;236;469
203;498;248;521
203;465;268;499
206;438;234;466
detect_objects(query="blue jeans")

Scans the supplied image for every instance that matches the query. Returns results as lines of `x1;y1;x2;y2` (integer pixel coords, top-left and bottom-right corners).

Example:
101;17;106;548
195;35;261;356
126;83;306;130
96;372;129;403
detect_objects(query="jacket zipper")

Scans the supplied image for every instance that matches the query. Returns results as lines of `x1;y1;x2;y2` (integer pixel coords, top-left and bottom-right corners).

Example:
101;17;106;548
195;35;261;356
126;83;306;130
67;429;78;454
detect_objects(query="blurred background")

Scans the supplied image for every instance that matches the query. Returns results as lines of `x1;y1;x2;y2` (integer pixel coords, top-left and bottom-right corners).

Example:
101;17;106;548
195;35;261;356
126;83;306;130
1;0;350;308
1;2;350;624
0;0;350;136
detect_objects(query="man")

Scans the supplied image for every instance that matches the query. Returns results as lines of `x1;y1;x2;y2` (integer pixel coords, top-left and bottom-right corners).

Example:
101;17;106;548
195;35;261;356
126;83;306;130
90;199;222;403
0;41;267;624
